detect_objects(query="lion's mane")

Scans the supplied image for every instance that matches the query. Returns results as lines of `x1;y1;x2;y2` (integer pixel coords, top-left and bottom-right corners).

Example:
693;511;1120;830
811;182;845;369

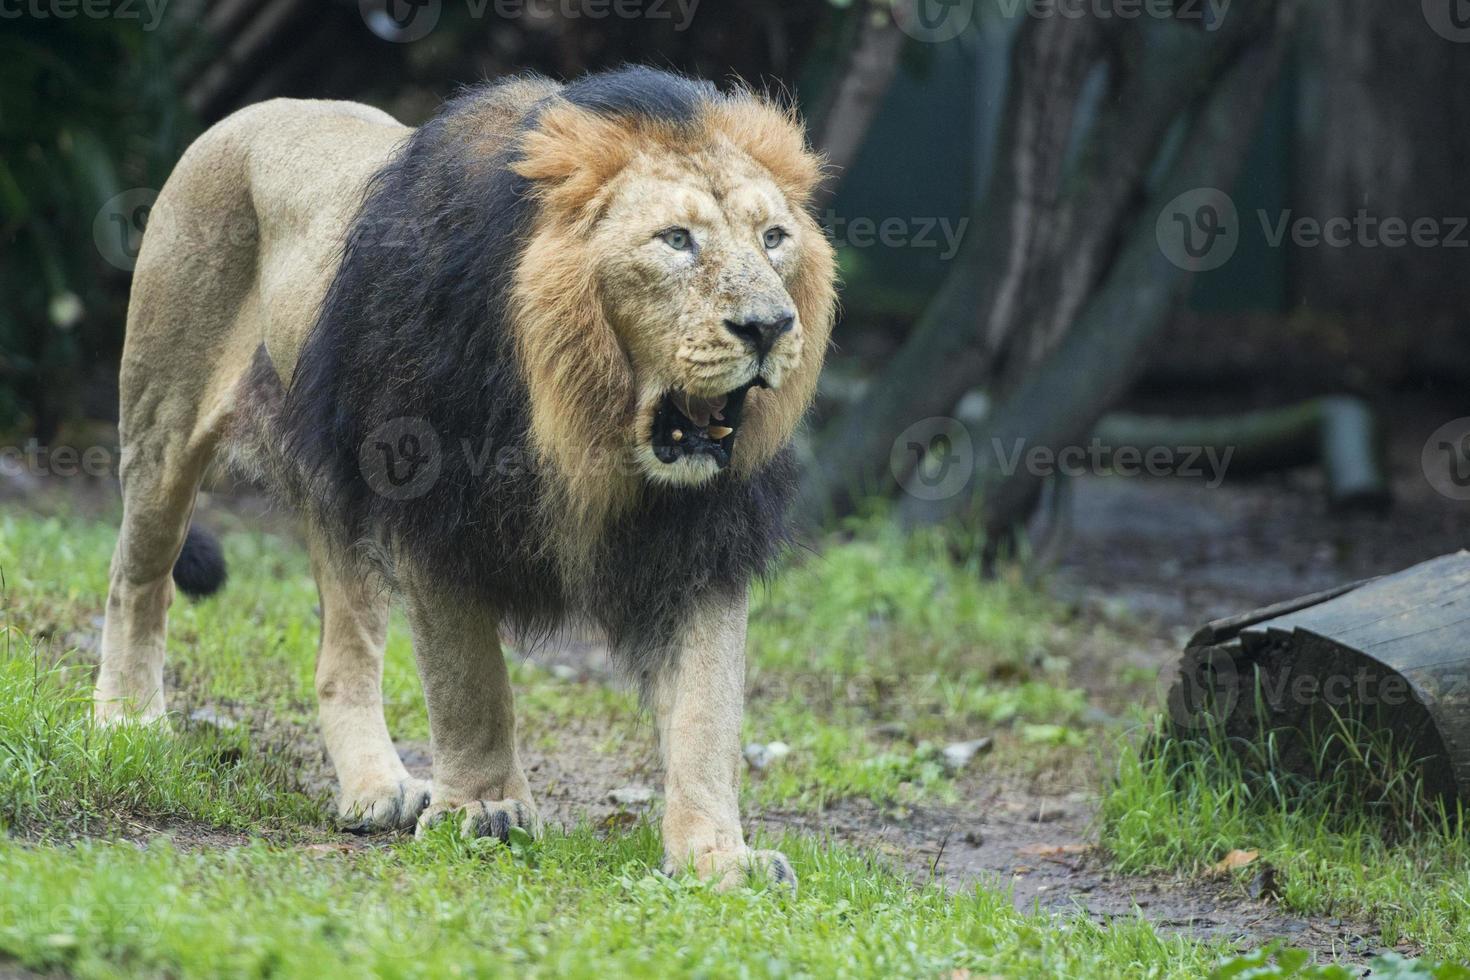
272;68;827;673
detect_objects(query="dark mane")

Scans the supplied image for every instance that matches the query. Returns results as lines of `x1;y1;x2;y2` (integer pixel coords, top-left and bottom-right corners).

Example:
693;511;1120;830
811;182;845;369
560;65;717;123
274;68;796;674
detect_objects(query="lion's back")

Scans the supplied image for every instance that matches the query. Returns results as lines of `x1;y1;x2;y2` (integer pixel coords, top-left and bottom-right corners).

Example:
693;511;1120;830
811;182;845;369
129;99;412;386
146;97;410;266
138;88;566;381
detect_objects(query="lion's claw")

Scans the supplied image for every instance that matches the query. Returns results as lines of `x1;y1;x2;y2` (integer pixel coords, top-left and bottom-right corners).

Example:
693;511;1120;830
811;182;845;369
339;777;433;833
677;847;798;893
415;798;539;842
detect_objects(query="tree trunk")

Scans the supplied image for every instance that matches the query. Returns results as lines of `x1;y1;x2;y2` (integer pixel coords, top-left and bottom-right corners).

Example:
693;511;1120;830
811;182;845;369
897;10;1299;535
1292;0;1470;339
803;3;1288;525
803;9;1106;519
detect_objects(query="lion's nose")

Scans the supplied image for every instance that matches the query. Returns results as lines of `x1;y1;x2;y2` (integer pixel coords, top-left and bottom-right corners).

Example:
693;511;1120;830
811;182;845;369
724;313;795;359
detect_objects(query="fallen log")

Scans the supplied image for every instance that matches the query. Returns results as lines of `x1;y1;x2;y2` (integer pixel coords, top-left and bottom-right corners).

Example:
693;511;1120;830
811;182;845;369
1094;394;1391;512
1167;552;1470;808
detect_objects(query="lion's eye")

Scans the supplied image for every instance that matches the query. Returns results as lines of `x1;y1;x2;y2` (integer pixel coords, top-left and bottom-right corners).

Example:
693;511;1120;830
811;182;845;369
763;227;788;249
659;228;694;252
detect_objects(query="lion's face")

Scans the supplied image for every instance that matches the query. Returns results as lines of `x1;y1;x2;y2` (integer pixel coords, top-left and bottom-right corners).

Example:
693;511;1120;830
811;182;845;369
591;150;810;485
512;94;837;515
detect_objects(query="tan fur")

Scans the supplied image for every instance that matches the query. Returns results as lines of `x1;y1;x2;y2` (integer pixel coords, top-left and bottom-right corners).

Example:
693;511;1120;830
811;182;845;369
652;591;793;888
94;82;834;889
95;99;410;729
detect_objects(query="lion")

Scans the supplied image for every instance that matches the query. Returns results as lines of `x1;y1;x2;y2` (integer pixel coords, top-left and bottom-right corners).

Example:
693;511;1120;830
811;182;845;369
92;67;836;890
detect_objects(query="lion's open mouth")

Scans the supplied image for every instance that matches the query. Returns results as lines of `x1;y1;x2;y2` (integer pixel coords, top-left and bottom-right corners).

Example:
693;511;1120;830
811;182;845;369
650;378;765;469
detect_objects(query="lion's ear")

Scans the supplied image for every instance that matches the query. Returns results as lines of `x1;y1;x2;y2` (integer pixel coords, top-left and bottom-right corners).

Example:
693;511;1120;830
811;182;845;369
515;103;640;219
706;100;826;207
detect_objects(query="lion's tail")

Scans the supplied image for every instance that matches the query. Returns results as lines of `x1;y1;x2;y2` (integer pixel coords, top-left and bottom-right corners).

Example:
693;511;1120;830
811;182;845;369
172;525;228;599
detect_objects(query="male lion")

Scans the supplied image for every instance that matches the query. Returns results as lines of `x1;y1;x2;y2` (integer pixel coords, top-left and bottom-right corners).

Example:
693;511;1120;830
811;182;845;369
93;67;836;889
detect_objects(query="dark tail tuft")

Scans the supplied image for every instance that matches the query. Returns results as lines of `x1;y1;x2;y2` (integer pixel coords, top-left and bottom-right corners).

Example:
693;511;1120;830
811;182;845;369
173;525;228;599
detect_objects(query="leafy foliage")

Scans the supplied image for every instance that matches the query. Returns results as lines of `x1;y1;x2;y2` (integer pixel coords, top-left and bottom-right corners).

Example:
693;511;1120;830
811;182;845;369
0;16;191;433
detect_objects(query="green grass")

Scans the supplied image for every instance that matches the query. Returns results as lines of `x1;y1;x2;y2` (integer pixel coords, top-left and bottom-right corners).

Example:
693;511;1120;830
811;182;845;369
0;637;324;836
0;822;1231;979
1102;718;1470;964
0;507;1248;977
744;524;1092;808
0;512;1098;814
2;506;1464;976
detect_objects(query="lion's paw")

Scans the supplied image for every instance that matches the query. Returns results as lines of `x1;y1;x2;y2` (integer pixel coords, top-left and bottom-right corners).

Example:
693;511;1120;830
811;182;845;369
92;701;171;730
415;798;539;842
338;777;433;833
680;848;797;893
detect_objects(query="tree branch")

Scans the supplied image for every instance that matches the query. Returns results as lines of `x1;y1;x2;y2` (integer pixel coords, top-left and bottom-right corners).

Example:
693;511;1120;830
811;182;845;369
810;1;906;209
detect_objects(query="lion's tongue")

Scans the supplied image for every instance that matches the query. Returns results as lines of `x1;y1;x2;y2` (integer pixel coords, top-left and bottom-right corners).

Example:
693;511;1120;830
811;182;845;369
677;392;728;430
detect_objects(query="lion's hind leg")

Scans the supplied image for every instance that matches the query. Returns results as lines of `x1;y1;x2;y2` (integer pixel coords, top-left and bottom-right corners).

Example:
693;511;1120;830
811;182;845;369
94;431;207;725
94;402;223;726
95;123;259;726
309;532;431;832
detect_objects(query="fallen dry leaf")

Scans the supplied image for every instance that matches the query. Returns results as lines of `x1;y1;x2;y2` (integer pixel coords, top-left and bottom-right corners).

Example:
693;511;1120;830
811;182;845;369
601;811;638;831
1017;843;1092;860
1213;849;1259;873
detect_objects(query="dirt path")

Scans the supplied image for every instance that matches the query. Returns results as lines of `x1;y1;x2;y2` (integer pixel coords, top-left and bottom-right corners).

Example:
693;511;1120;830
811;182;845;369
369;731;1392;961
1057;401;1470;629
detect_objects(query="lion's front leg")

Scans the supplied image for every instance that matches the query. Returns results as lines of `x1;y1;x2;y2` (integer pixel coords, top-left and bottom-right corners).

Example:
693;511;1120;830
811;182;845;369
401;572;537;842
652;590;794;891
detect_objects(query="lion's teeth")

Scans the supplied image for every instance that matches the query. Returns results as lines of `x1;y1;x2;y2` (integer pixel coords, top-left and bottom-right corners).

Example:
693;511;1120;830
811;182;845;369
708;426;733;439
671;429;684;442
